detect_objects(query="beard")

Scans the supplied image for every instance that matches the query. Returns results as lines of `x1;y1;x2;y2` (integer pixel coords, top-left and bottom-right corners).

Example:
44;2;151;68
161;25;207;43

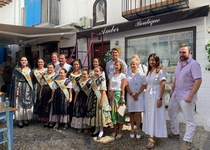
180;56;188;61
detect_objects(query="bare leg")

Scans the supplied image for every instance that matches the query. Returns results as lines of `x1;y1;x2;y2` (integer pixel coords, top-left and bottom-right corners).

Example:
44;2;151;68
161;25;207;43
130;112;135;130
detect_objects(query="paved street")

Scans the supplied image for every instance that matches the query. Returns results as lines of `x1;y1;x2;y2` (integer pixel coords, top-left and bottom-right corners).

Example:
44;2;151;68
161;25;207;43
1;119;208;150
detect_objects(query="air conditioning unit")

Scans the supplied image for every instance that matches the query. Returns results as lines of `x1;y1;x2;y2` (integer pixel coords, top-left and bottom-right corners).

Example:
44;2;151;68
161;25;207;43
85;19;93;29
79;17;86;27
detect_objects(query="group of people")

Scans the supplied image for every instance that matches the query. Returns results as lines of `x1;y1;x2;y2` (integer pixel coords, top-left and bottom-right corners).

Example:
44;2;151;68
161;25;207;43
9;44;202;150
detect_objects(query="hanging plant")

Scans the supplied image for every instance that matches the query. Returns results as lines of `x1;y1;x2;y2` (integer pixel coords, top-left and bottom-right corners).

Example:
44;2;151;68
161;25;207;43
206;40;210;71
104;51;112;63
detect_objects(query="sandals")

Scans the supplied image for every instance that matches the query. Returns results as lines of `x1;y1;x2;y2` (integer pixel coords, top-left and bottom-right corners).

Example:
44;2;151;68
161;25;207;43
135;130;142;139
147;138;155;149
130;130;135;138
116;134;123;140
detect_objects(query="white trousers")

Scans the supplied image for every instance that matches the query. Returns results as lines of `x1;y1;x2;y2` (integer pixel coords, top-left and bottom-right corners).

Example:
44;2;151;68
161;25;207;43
168;97;196;142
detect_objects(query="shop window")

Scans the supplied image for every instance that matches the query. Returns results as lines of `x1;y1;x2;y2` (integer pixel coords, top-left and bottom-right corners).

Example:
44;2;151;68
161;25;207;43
125;27;196;107
93;0;107;26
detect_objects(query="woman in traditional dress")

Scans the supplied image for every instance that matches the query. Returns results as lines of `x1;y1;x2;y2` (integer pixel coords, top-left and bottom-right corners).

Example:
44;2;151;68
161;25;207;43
33;58;47;118
89;58;105;79
142;53;167;149
85;66;112;140
108;61;126;139
68;59;82;124
10;56;34;128
126;58;147;139
39;63;56;127
71;69;91;133
50;68;72;130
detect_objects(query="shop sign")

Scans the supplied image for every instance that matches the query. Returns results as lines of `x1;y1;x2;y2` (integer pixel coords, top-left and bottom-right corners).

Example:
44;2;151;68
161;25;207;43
77;5;209;38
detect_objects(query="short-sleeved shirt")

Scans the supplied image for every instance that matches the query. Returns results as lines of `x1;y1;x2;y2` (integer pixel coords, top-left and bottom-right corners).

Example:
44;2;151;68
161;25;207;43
173;57;202;100
127;64;147;76
96;76;107;91
55;63;72;74
108;72;126;91
105;58;127;76
126;71;147;93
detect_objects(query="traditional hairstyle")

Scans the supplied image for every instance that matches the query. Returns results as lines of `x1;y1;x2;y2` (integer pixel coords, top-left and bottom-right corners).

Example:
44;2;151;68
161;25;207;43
82;68;89;74
94;66;103;72
47;62;55;68
72;59;83;70
60;68;67;73
92;58;102;69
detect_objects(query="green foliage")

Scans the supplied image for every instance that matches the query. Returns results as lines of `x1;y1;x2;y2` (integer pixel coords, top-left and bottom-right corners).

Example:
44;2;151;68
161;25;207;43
206;40;210;71
104;51;112;63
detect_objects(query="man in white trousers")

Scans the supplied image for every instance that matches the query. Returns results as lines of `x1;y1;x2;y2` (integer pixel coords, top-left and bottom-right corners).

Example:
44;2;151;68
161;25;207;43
168;44;202;150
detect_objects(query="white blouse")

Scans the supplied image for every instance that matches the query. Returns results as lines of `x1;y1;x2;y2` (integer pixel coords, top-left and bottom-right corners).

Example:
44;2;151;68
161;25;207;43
108;73;126;91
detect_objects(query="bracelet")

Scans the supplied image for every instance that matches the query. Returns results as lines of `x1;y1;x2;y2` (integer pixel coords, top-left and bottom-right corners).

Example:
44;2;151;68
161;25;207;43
130;92;133;95
121;96;125;98
159;97;162;100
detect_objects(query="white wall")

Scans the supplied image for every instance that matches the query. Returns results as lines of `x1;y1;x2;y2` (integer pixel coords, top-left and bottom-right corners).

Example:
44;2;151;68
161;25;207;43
0;0;24;25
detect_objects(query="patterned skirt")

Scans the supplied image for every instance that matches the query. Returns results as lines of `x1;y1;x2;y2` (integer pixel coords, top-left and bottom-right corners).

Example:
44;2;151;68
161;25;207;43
110;91;125;124
84;90;112;127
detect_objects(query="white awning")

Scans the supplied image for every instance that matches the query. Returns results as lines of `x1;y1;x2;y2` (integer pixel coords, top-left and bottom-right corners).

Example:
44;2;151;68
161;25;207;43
0;23;76;45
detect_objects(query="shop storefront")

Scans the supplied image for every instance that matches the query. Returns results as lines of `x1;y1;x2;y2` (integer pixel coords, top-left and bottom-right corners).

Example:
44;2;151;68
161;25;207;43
77;5;210;126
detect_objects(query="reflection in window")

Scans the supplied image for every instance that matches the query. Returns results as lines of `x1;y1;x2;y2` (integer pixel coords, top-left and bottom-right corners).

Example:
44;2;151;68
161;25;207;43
126;30;194;66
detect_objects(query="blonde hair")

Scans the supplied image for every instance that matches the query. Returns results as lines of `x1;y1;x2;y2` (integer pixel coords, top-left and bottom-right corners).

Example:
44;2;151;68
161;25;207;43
129;58;140;67
114;61;125;73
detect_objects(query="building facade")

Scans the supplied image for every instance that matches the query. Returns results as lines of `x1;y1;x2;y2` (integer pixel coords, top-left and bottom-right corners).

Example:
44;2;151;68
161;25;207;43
0;0;210;128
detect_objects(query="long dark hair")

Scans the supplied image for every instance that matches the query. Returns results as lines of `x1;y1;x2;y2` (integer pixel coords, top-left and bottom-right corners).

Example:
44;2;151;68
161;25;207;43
146;53;162;76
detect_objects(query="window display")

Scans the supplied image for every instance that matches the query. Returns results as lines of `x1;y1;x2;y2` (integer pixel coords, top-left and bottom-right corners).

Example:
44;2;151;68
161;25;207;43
126;28;196;106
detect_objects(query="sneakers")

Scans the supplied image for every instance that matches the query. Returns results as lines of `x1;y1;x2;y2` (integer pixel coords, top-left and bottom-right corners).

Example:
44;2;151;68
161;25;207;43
180;141;192;150
168;133;180;140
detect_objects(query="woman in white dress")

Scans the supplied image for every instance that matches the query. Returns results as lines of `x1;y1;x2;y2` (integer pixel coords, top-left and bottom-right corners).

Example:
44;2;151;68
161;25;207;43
143;53;167;149
126;58;146;139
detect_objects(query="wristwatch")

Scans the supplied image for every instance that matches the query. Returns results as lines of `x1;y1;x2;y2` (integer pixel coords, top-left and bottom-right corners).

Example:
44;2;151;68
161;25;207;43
159;97;162;100
130;92;133;95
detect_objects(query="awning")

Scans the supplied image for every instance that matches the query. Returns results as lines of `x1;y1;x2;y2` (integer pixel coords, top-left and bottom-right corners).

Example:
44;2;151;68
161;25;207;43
0;23;76;45
77;5;209;38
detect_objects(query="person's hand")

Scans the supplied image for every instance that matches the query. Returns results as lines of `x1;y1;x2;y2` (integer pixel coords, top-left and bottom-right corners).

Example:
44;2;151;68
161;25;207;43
48;98;53;103
109;90;114;99
157;99;162;108
121;97;125;105
98;100;103;109
69;98;72;103
39;94;42;99
185;95;193;103
133;92;138;101
16;90;19;97
170;90;173;97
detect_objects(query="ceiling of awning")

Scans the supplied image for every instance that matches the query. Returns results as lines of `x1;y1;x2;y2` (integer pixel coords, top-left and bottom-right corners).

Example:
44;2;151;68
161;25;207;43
0;0;12;8
0;23;76;45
